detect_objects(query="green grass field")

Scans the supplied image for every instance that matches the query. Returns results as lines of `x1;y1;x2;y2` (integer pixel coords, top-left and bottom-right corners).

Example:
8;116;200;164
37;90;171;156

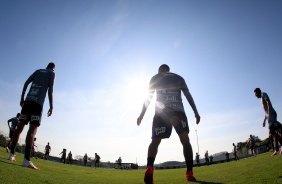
0;147;281;184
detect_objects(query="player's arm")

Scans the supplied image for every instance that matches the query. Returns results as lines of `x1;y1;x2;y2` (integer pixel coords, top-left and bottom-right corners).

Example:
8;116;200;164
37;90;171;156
263;116;267;127
7;118;12;129
47;73;56;117
181;79;200;124
20;72;35;107
265;98;273;120
137;78;155;126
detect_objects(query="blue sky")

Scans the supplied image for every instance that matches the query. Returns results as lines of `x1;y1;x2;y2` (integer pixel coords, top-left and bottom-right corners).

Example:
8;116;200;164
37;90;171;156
0;0;281;165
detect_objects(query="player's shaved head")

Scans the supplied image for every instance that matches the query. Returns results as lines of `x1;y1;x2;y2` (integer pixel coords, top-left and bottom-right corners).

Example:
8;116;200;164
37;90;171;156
159;64;170;73
46;62;55;70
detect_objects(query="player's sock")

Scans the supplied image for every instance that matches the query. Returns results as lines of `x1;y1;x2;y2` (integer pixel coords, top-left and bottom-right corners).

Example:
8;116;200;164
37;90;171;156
147;157;155;166
10;143;16;154
186;160;193;171
24;146;31;161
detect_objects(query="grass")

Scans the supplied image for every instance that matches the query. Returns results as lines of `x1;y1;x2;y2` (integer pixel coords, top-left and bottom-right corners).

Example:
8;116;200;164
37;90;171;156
1;147;282;184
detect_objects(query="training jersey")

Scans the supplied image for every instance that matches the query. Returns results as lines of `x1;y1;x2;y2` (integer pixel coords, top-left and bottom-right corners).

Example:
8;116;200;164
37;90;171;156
149;72;197;113
45;145;51;152
233;145;237;153
7;117;19;131
261;92;276;116
249;137;255;146
21;69;55;107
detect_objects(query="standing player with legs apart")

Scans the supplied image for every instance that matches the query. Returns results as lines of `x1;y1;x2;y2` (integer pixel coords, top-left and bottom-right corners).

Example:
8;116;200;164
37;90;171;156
45;142;51;160
94;153;100;168
137;64;200;183
246;134;256;157
7;62;55;170
233;143;239;161
6;113;20;152
254;88;282;155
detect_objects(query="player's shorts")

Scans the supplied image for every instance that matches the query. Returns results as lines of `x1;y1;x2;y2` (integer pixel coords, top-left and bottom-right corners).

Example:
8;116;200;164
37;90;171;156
151;109;189;139
267;111;277;128
45;151;50;155
19;101;43;126
9;129;15;139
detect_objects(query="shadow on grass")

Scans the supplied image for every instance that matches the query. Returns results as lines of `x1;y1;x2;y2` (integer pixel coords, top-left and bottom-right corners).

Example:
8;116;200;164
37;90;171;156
0;158;22;167
278;176;282;178
193;181;223;184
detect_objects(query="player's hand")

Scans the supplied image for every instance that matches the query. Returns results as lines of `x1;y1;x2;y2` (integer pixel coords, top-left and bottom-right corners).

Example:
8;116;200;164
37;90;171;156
20;99;24;107
137;116;143;126
195;114;200;124
262;122;265;127
47;108;53;117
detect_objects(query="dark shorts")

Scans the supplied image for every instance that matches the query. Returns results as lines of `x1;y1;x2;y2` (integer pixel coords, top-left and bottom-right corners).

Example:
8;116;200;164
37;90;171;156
45;151;50;155
19;101;43;126
152;109;189;139
268;111;277;128
95;159;100;163
9;129;15;139
250;145;255;150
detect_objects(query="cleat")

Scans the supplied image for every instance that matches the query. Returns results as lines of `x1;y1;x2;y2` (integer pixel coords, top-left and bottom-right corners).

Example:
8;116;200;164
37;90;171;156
22;158;40;170
144;165;154;184
186;171;196;182
271;151;278;156
7;153;16;162
6;147;10;153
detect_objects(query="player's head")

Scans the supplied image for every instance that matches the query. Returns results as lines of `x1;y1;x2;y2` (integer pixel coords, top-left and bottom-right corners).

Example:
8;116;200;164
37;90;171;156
254;88;261;98
46;62;55;71
250;134;252;138
16;113;20;118
158;64;170;73
233;143;235;146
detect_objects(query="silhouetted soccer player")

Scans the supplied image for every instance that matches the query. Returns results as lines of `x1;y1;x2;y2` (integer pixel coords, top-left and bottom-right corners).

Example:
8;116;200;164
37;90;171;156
59;149;67;164
45;142;51;160
7;62;55;170
254;88;282;155
83;153;88;166
6;113;20;152
137;64;200;183
94;153;100;168
246;134;256;157
233;143;239;160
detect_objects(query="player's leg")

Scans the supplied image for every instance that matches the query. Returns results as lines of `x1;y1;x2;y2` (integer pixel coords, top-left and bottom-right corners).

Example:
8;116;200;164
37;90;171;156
10;122;25;154
173;112;196;181
24;123;38;161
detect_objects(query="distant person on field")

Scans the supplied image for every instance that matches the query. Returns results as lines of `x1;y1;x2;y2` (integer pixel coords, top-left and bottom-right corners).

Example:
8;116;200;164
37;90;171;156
204;151;209;165
209;155;213;163
195;153;200;166
6;113;20;151
117;157;122;169
45;142;51;160
233;143;239;160
83;153;88;166
225;152;230;162
254;88;282;155
137;64;200;183
94;153;100;168
7;62;55;170
246;134;256;157
60;149;67;164
67;151;72;164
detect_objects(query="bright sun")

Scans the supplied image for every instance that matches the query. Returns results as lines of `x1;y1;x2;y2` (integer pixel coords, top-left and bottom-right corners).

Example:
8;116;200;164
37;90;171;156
125;77;149;105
